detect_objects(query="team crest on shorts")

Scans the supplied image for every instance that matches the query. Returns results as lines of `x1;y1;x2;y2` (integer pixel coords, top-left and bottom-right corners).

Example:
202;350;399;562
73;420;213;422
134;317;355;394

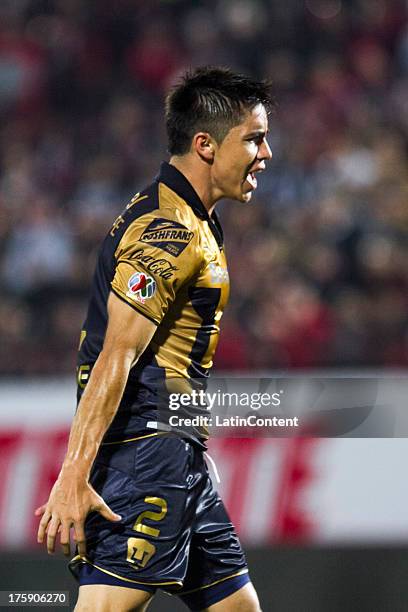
126;272;156;303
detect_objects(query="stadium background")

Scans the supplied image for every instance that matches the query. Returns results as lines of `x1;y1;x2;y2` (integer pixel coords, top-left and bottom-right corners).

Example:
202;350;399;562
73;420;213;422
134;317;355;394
0;0;408;610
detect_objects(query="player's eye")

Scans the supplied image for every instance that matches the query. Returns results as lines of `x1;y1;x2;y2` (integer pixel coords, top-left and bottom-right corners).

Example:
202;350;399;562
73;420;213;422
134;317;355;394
247;135;263;145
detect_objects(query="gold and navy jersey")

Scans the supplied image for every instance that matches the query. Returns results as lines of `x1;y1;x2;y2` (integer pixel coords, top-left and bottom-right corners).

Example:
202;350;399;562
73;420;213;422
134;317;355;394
77;162;229;442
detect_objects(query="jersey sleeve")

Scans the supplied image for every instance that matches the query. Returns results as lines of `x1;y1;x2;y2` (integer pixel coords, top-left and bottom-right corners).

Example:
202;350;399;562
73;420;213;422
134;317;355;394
111;214;202;325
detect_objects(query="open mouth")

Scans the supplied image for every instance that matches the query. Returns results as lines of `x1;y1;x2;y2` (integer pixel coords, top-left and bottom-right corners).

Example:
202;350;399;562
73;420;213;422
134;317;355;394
245;171;258;190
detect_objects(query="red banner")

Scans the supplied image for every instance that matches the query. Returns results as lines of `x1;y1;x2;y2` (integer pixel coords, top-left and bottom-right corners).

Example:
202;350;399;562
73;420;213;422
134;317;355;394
0;429;321;548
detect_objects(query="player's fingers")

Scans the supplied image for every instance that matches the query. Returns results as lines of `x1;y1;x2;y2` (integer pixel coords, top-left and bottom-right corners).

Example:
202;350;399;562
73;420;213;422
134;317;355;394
46;517;60;555
34;504;47;517
37;511;51;543
95;501;122;523
74;523;87;557
59;522;71;557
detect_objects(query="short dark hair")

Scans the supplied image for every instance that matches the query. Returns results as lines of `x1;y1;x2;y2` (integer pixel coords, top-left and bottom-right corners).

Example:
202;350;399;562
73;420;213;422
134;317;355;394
165;66;273;155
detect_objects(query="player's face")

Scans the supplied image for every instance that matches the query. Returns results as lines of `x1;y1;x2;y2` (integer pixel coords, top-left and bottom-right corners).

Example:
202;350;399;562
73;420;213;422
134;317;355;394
212;103;272;203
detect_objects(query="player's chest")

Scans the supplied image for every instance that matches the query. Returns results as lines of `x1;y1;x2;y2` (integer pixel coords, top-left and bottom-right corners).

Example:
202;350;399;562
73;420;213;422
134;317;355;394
195;230;230;311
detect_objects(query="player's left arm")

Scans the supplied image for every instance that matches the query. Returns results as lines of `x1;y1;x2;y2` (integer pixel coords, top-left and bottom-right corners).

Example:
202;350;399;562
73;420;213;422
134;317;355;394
35;292;157;556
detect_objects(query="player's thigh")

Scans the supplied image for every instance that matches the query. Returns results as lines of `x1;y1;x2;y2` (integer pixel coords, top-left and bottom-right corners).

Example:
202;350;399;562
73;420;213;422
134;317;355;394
204;582;261;612
74;584;153;612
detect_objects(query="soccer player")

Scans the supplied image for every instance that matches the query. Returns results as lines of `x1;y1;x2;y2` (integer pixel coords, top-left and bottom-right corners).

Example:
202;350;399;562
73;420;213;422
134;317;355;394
36;67;272;611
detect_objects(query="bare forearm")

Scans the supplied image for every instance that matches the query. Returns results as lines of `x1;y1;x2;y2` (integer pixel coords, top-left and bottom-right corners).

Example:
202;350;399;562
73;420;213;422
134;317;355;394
61;349;133;479
35;294;157;555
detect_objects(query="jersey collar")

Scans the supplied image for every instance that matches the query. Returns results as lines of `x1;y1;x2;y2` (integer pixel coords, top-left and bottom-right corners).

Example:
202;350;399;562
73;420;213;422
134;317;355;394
156;162;224;248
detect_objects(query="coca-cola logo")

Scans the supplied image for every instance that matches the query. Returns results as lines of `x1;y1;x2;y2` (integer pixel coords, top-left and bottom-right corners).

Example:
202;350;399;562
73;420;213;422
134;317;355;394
130;249;178;280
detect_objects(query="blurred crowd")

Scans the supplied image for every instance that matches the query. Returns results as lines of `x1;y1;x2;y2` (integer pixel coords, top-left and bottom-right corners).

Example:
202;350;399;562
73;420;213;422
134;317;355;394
0;0;408;374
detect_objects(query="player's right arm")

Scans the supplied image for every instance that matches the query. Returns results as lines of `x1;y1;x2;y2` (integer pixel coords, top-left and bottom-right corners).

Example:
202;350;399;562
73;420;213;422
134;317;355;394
35;291;157;557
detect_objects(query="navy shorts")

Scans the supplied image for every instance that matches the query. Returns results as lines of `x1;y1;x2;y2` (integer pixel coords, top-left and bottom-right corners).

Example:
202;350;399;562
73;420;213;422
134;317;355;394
69;433;249;609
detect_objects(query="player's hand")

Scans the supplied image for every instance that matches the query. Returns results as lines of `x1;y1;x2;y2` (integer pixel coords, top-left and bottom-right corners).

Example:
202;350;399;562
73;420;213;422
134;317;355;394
34;474;121;557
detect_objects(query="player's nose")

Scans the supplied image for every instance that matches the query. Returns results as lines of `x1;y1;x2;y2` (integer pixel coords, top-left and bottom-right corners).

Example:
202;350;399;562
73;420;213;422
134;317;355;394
259;138;272;161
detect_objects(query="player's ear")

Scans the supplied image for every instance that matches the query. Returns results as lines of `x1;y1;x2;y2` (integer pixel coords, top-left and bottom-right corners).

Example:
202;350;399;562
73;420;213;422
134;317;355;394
192;132;215;162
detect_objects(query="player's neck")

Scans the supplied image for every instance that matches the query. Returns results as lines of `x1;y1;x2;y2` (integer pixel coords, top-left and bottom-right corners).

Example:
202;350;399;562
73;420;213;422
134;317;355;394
169;157;216;216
